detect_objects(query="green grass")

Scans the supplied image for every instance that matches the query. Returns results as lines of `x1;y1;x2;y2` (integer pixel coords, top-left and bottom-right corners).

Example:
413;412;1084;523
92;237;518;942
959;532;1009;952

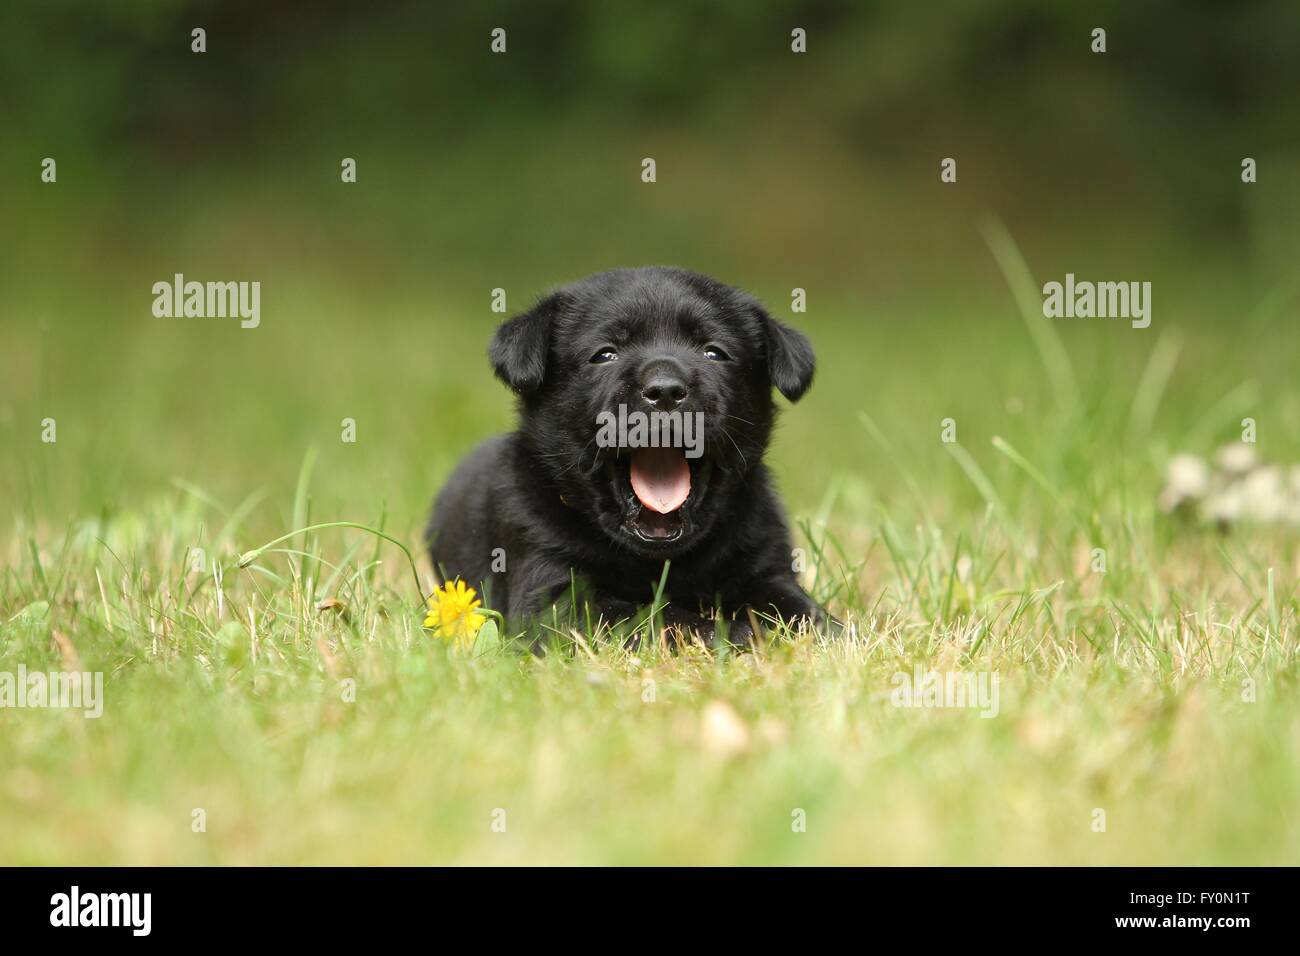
2;257;1299;864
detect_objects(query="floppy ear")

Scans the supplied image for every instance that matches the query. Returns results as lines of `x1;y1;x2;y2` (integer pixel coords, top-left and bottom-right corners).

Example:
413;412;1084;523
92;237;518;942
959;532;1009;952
760;308;816;403
488;293;564;394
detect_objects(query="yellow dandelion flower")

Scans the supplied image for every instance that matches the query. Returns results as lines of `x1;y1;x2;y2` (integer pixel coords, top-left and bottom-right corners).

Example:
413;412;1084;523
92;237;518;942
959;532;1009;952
423;579;486;650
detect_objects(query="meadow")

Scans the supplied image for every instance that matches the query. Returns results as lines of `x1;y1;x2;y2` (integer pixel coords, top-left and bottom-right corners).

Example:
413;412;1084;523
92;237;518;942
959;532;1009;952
3;0;1299;866
2;213;1297;864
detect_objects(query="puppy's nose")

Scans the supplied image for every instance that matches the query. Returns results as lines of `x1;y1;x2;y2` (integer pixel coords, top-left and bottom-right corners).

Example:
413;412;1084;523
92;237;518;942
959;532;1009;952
639;359;690;410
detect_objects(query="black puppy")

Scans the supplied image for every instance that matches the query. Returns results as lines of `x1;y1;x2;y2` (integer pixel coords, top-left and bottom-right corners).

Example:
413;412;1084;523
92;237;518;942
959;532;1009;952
426;266;825;642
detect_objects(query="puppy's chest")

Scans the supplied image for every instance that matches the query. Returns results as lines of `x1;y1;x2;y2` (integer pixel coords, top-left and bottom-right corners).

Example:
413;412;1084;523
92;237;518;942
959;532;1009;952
578;546;745;603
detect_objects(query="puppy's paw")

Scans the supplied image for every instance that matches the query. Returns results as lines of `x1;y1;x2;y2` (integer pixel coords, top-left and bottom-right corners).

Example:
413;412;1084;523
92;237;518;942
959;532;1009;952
708;610;760;648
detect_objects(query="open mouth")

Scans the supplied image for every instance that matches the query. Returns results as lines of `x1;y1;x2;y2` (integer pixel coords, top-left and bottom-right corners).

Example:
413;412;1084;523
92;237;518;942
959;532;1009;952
620;447;694;543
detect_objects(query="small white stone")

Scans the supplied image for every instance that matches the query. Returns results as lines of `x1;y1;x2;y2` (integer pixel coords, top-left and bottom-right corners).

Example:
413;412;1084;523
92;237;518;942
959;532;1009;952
1203;484;1246;524
1214;443;1258;477
1167;454;1210;495
1241;466;1285;522
700;700;750;756
1159;453;1210;512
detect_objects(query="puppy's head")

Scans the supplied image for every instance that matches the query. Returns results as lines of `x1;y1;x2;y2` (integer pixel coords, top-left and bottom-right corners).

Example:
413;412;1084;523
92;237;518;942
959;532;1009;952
489;267;814;558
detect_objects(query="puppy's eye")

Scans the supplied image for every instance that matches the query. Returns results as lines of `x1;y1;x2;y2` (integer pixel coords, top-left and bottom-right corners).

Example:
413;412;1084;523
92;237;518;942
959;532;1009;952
703;345;731;361
590;348;618;364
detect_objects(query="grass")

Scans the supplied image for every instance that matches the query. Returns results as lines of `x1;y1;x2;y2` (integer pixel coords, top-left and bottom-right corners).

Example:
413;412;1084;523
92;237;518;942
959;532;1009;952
2;253;1299;864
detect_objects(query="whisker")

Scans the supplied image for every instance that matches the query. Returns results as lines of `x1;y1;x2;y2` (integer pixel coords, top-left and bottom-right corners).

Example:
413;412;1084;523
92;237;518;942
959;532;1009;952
718;426;748;470
556;434;599;478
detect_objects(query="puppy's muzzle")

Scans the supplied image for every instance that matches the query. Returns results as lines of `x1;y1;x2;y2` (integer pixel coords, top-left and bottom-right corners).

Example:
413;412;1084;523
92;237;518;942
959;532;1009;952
639;356;690;411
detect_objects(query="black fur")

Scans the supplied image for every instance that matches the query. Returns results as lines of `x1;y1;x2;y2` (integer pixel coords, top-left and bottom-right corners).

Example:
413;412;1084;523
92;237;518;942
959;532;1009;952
426;266;825;642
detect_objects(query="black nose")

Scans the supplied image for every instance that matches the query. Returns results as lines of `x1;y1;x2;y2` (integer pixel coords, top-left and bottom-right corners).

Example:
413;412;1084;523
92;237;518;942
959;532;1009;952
639;359;689;410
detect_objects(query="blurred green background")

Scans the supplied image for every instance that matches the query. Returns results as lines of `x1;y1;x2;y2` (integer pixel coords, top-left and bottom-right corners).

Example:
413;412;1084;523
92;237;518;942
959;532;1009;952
2;0;1298;540
3;0;1300;868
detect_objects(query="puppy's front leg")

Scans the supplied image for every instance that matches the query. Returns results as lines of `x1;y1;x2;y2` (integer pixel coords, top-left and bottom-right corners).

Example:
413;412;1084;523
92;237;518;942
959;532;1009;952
731;577;837;639
507;575;706;641
590;597;719;647
504;557;580;625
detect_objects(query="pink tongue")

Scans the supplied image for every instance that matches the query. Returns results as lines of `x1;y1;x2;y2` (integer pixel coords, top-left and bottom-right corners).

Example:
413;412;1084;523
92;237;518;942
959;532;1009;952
630;448;691;514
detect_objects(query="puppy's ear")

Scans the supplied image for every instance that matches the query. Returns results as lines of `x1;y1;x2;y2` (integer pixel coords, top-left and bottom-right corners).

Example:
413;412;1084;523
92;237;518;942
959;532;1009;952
489;293;564;394
758;306;816;403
